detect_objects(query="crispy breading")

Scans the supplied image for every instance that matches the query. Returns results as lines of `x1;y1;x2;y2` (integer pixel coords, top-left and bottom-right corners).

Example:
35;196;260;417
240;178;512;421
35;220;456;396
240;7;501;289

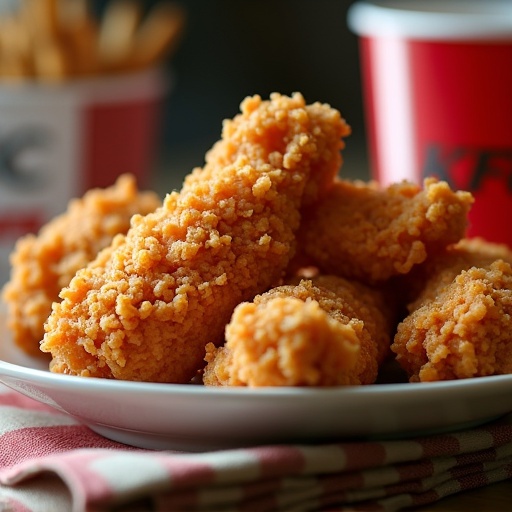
295;177;474;284
204;276;392;387
204;296;360;387
1;174;160;356
195;93;351;206
392;237;512;382
310;274;396;365
40;93;349;382
405;237;512;312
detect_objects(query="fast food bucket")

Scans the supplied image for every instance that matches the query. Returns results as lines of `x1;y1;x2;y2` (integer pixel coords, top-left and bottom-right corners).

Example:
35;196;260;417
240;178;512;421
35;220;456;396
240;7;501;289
0;68;166;284
348;1;512;247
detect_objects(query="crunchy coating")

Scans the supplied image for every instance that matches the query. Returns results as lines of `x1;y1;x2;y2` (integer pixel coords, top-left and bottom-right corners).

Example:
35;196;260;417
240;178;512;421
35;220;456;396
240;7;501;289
40;93;349;383
455;237;512;262
204;276;392;387
310;275;396;365
392;260;512;382
194;93;351;206
405;238;512;312
204;297;360;387
1;175;160;356
295;177;474;284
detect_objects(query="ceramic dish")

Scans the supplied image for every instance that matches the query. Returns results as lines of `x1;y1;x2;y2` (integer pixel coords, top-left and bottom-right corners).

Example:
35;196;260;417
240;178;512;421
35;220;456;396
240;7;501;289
1;315;512;451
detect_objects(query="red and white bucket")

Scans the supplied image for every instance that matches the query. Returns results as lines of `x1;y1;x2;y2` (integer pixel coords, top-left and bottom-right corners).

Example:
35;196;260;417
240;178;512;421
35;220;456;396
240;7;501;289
0;68;166;283
348;1;512;247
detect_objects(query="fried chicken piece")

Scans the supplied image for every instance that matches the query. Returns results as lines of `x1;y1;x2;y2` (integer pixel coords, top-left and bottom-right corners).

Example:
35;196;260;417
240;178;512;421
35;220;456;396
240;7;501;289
204;296;360;387
40;93;349;383
456;237;512;262
193;93;351;206
204;276;393;387
1;174;160;357
310;274;396;365
295;177;474;285
405;237;512;312
392;239;512;382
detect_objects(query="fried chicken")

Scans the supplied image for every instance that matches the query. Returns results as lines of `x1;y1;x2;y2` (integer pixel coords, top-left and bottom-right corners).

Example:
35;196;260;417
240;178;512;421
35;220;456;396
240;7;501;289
194;94;351;206
204;296;361;387
203;276;394;387
310;274;396;365
295;177;474;285
40;93;350;383
1;174;160;356
405;237;512;312
392;239;512;382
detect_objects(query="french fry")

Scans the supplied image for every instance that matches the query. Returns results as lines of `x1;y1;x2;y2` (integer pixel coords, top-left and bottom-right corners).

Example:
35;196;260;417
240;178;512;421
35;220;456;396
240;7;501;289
0;16;33;79
64;21;99;76
59;0;90;23
32;40;69;81
20;0;69;80
131;2;185;70
0;0;185;81
97;0;142;71
22;0;60;40
59;0;100;76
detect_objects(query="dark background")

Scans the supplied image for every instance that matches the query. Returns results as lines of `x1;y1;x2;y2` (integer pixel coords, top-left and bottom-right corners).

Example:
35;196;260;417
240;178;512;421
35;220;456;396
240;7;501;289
93;0;370;192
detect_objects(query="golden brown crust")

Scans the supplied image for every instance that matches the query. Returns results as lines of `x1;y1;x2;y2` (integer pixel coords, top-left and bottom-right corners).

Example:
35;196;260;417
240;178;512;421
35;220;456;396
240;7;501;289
40;93;349;383
1;174;160;356
309;275;395;365
392;238;512;382
203;276;392;387
10;90;508;388
392;260;512;382
295;177;474;285
204;296;361;387
405;238;512;312
199;93;351;206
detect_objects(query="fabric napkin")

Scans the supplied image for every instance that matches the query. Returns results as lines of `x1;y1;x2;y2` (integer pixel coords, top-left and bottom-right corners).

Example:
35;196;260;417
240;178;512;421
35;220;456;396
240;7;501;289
0;384;511;512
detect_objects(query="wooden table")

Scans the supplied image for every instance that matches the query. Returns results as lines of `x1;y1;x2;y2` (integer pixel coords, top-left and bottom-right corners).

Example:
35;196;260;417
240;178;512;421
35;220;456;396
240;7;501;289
415;480;512;511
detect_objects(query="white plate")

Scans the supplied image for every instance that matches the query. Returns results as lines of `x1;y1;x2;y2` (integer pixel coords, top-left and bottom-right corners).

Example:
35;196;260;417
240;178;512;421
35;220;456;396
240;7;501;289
1;314;512;451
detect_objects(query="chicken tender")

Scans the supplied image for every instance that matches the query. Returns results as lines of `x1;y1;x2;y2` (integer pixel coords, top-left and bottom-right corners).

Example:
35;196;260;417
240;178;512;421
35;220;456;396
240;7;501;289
405;237;512;312
204;276;393;387
40;93;350;383
392;239;512;382
2;174;160;356
195;93;351;206
295;177;474;284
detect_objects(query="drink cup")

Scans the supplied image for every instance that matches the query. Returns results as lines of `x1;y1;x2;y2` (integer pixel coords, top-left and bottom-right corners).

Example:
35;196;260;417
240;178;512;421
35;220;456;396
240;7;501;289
0;68;166;284
348;0;512;247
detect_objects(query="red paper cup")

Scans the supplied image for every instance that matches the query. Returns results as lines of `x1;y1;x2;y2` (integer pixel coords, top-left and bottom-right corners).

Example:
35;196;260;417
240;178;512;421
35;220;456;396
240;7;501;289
348;1;512;247
0;69;166;284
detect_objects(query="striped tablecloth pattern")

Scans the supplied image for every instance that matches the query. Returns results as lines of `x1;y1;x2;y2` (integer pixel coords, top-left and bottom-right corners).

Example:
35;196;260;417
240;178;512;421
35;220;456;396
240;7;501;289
1;384;511;512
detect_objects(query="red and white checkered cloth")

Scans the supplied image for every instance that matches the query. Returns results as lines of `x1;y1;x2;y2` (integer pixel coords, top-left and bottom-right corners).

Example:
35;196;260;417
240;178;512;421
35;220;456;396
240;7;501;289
1;383;511;512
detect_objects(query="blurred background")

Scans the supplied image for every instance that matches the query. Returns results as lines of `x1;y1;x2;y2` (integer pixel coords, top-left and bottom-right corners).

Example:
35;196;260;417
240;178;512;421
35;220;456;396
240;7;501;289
90;0;370;192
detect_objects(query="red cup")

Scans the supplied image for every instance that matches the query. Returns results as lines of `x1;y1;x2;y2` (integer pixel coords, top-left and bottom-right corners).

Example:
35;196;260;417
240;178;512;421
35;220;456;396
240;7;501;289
348;1;512;247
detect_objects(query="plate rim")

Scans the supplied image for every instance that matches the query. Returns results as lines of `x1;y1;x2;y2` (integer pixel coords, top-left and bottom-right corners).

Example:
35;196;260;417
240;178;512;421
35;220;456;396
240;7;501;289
2;355;512;399
2;354;512;450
